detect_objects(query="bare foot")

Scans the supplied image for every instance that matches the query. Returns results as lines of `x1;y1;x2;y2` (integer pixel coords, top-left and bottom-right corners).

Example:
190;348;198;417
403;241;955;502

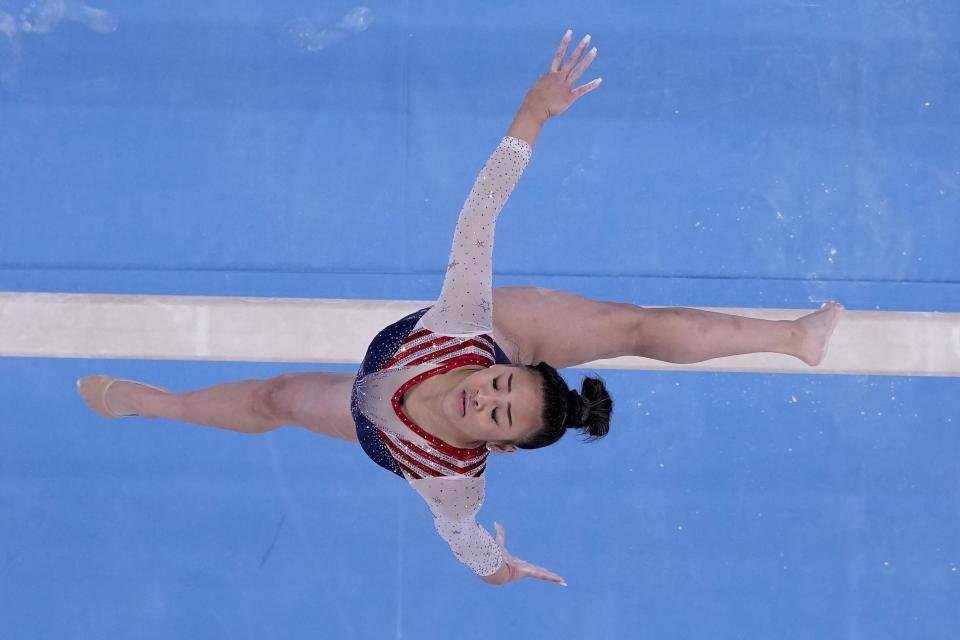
794;302;844;366
77;375;167;417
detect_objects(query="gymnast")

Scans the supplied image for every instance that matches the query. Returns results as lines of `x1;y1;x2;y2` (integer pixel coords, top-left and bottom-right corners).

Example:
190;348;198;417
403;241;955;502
78;31;842;586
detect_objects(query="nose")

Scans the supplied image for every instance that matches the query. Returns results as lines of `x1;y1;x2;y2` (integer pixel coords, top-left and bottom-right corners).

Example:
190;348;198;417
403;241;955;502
473;388;494;410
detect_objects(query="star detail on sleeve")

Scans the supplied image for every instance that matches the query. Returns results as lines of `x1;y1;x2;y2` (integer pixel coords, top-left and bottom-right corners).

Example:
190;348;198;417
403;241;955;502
439;304;451;313
479;298;491;313
447;259;460;269
475;239;485;248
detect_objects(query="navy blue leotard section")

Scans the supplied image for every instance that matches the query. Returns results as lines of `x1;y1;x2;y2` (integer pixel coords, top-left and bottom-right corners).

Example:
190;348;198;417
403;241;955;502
350;307;511;478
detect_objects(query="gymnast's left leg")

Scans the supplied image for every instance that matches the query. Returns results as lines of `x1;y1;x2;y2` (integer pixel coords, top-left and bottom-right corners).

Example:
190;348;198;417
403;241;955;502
491;287;842;369
78;372;359;442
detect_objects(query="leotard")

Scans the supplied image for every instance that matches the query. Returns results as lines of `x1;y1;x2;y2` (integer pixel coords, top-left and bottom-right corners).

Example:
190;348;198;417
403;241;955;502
350;136;532;576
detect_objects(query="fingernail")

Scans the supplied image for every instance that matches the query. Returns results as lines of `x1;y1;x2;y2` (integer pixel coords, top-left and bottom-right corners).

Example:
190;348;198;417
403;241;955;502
564;29;572;38
591;47;597;55
560;582;569;587
583;34;591;42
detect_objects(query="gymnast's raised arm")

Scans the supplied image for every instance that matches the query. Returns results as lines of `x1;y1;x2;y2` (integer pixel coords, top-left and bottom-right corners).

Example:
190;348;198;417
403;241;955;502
420;30;602;338
507;29;603;146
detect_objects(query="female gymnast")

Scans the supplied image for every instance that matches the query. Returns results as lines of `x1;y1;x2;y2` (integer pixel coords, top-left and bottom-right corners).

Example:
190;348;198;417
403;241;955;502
78;31;842;587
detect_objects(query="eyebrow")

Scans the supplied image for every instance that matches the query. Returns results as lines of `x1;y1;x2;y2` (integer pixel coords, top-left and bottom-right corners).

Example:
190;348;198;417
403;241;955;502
507;373;513;426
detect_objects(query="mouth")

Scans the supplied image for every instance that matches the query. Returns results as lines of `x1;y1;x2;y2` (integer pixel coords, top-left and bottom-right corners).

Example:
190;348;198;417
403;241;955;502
461;390;466;417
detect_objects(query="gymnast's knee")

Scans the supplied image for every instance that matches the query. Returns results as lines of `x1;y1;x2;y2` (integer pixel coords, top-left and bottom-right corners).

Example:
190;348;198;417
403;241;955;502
249;374;298;428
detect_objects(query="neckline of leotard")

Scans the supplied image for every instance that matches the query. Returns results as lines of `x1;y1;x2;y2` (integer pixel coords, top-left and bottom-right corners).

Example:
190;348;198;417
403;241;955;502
390;355;492;459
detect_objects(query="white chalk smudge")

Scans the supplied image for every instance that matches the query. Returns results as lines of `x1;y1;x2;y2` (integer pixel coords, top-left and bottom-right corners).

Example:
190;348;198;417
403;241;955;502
0;11;17;38
0;9;24;90
1;1;117;91
17;0;118;34
339;6;373;32
288;6;373;53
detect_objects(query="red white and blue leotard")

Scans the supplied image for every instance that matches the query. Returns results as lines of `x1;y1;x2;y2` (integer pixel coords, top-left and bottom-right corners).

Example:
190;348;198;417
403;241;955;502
350;136;532;576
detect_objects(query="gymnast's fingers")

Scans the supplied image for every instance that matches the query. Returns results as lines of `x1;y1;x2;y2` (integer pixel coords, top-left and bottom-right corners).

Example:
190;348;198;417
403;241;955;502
572;77;603;98
550;30;573;73
494;521;507;548
561;33;592;77
568;46;597;85
521;561;568;586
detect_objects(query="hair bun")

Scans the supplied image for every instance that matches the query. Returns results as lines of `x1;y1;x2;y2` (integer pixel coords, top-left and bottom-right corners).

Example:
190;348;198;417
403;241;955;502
518;362;613;450
578;376;612;439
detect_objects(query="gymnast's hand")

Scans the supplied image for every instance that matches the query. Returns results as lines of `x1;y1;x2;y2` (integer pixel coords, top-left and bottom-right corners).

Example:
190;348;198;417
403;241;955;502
508;30;602;145
526;30;602;120
487;522;568;586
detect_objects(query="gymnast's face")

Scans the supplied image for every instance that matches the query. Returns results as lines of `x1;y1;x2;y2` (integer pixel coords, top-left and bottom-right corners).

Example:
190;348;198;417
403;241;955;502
450;364;543;450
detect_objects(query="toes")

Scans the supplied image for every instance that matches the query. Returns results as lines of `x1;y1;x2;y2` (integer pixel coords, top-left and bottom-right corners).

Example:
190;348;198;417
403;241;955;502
77;375;121;417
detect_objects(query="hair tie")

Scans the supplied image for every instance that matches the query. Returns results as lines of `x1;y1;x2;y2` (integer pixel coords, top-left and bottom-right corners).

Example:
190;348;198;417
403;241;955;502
565;390;588;428
579;396;591;424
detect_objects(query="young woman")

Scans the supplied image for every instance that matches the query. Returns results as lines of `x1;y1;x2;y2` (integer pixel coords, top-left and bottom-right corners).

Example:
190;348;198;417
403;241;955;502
78;31;842;587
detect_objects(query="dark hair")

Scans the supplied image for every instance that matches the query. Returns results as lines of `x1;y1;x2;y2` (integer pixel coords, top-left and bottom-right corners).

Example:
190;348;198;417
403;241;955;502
517;361;612;450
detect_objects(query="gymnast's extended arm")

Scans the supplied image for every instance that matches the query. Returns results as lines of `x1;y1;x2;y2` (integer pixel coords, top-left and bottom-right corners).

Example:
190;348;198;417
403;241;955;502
420;29;602;338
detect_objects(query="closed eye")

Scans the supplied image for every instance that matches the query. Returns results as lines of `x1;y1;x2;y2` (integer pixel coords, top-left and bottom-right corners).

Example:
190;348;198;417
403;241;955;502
492;376;508;426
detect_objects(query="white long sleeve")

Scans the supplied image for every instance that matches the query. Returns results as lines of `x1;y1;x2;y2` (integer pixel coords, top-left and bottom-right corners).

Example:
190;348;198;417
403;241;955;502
420;136;533;337
410;475;504;576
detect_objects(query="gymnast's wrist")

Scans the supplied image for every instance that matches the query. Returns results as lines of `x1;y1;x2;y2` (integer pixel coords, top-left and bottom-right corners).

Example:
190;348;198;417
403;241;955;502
480;559;510;585
507;103;547;146
518;98;550;124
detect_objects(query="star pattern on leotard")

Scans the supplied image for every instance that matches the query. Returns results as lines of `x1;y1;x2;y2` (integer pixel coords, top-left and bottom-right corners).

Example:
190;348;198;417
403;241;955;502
447;259;460;269
475;239;485;248
479;298;491;313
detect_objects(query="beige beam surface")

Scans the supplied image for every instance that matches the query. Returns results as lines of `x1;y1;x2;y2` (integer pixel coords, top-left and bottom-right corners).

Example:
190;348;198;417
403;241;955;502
1;292;958;376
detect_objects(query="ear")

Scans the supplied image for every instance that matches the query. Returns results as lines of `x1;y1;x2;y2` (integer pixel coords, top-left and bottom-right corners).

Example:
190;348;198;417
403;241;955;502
485;443;518;454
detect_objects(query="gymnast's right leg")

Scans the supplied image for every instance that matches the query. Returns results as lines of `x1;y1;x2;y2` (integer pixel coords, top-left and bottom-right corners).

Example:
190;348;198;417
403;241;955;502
77;372;359;442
